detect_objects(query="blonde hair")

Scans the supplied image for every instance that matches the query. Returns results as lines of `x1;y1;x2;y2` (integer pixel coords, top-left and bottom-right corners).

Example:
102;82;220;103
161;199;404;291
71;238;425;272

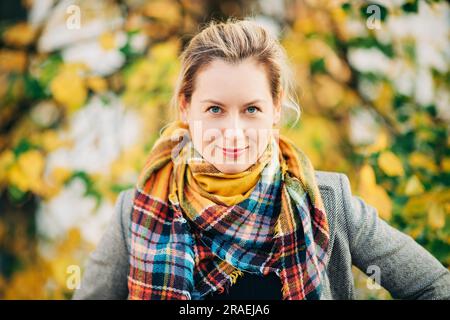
169;17;301;125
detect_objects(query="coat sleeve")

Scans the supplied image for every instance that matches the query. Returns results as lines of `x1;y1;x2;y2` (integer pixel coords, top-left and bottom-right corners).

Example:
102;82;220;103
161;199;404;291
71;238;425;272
71;190;131;300
339;173;450;299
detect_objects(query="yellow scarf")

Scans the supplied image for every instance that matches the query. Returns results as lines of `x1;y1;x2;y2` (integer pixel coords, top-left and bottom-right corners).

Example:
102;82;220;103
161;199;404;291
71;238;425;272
187;151;274;208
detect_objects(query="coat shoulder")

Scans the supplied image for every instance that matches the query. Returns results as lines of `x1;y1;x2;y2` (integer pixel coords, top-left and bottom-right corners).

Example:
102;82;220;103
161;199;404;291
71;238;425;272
315;170;352;207
315;170;345;190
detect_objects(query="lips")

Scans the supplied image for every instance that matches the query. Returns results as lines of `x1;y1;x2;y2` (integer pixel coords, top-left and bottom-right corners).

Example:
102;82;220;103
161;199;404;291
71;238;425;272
220;146;249;157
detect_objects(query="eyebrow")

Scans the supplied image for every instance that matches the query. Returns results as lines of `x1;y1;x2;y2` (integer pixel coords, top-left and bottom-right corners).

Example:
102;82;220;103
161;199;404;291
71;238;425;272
200;99;266;106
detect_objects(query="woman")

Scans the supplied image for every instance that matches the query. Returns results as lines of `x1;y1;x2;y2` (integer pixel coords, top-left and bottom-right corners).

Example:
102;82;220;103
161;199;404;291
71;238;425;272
72;18;450;300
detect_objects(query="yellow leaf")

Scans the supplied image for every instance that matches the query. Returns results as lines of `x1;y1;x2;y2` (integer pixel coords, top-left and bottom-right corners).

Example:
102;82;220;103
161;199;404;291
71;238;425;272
293;17;316;35
65;228;82;251
428;203;445;230
18;150;44;180
445;202;450;215
125;59;154;92
314;75;344;108
441;157;450;172
8;163;29;191
404;195;429;219
362;185;392;221
360;164;376;187
404;175;425;196
0;49;27;73
362;130;390;155
17;150;45;193
358;164;392;220
30;130;67;152
36;167;69;198
50;64;87;112
0;150;15;184
406;225;425;239
330;6;347;25
53;167;72;182
6;150;46;193
3;22;36;47
50;255;73;288
409;152;438;173
149;38;180;62
86;76;108;93
143;0;181;25
378;151;404;177
373;83;393;115
99;32;117;50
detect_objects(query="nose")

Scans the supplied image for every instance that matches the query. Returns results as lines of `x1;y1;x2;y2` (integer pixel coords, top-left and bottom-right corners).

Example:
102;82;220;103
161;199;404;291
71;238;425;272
222;114;246;147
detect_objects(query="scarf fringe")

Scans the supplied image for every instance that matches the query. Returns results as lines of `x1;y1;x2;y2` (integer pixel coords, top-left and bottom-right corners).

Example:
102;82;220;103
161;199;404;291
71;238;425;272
216;268;244;295
281;277;289;298
273;215;281;239
229;268;244;285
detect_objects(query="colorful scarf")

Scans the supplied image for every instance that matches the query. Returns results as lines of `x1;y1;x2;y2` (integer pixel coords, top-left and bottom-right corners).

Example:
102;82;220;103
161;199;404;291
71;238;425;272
127;121;330;300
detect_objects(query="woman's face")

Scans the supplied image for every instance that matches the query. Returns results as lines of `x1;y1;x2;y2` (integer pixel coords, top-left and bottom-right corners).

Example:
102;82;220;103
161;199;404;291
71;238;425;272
180;58;281;174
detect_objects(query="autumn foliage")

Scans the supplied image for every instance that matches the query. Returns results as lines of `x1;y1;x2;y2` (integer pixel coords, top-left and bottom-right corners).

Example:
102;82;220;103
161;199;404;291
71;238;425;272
0;0;448;299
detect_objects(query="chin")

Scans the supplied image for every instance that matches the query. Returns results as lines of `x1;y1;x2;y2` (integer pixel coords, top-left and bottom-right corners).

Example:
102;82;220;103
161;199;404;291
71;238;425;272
211;162;254;174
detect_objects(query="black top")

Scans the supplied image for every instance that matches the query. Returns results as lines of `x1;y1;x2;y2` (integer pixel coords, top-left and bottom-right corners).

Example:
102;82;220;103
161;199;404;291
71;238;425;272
204;272;283;300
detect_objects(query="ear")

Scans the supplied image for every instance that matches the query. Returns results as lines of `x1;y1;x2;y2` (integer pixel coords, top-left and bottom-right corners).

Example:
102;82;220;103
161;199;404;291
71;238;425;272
273;88;283;125
179;95;189;123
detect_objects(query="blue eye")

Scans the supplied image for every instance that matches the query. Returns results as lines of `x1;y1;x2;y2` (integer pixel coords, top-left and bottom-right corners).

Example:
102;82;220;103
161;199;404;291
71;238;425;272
246;106;258;114
208;106;222;114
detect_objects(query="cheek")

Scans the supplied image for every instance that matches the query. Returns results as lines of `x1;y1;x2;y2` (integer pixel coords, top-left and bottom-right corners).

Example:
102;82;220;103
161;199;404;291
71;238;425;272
254;133;271;157
246;117;273;138
188;124;221;155
185;105;208;123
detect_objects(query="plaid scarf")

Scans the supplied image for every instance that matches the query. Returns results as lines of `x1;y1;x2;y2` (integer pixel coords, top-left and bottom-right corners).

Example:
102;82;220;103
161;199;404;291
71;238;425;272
127;122;330;300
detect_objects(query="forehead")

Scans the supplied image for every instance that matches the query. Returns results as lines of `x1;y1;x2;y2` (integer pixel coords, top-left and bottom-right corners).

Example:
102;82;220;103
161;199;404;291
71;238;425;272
193;58;272;101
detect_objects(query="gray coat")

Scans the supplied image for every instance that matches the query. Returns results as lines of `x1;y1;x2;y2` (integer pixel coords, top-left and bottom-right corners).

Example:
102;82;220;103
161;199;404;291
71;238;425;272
72;171;450;300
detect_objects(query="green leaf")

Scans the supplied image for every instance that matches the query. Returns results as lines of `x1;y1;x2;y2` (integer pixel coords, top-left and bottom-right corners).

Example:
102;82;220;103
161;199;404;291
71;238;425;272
24;74;48;100
7;184;27;202
341;2;351;13
110;183;134;193
347;37;394;58
401;0;419;13
12;138;36;156
38;53;63;87
424;105;437;117
393;94;409;109
310;58;326;74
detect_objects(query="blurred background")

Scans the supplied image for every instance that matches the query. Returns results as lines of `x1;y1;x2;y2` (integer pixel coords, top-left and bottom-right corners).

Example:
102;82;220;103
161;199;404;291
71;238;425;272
0;0;448;299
